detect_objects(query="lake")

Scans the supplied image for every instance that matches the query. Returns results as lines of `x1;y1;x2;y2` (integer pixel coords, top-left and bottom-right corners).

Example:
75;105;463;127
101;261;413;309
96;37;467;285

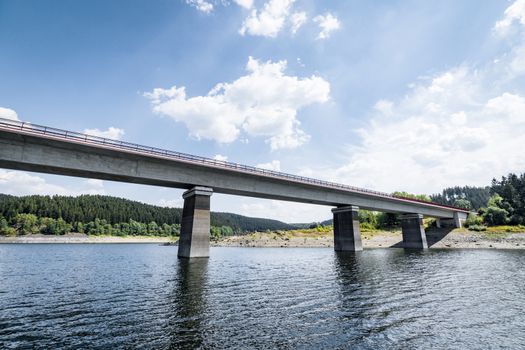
1;245;524;349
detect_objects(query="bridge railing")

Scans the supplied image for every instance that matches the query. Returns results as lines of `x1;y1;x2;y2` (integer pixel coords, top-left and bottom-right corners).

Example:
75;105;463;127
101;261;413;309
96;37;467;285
0;117;468;212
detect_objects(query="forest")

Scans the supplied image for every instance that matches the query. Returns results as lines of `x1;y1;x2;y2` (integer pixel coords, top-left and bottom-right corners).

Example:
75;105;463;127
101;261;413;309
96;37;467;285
2;172;525;237
0;194;295;237
315;172;525;231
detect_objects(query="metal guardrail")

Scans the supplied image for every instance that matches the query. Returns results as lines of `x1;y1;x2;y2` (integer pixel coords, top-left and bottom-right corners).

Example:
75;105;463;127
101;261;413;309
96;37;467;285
0;117;469;212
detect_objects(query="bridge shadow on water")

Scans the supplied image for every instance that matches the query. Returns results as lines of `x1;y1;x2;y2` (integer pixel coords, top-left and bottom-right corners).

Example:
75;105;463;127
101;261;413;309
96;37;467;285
389;227;455;248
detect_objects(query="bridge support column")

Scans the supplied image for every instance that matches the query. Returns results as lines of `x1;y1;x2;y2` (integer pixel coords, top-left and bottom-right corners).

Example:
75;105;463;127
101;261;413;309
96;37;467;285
454;212;464;228
178;186;213;259
400;214;428;249
332;206;363;252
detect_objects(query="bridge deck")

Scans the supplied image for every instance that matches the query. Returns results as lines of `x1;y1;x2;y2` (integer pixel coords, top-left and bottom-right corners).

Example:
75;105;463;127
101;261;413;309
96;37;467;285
0;118;469;218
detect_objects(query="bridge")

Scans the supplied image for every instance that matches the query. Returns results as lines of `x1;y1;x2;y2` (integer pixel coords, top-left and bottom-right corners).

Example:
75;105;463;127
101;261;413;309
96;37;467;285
0;118;469;257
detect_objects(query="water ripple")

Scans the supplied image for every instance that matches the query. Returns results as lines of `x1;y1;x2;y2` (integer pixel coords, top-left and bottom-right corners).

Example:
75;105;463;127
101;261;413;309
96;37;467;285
1;246;525;349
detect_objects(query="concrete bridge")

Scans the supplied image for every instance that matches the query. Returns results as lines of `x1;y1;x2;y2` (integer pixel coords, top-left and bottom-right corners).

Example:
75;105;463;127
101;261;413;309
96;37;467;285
0;118;469;257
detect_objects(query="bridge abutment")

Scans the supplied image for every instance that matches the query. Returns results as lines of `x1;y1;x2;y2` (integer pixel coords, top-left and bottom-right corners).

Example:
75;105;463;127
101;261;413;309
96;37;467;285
400;214;428;249
178;186;213;259
332;206;363;252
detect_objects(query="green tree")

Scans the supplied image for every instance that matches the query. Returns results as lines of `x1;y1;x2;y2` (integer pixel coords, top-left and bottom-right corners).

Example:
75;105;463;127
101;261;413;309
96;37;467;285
14;213;38;234
392;191;431;202
453;198;472;210
210;226;221;239
491;173;525;225
220;225;234;236
481;194;510;226
39;217;57;235
0;216;16;236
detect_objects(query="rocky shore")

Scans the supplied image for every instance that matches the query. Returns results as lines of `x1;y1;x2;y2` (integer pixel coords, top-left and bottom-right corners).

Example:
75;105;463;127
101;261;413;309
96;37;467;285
2;228;525;249
212;228;525;249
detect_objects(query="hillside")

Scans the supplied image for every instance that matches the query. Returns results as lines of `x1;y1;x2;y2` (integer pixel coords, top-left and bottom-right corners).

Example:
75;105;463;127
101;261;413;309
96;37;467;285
0;194;296;235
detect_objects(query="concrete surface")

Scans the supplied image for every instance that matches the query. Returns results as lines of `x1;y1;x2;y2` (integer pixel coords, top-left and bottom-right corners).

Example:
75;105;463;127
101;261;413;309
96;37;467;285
400;214;428;249
332;206;363;252
177;187;213;258
0;128;468;219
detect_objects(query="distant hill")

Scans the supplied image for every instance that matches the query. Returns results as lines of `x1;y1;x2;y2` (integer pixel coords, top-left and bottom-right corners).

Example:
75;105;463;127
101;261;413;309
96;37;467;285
0;194;296;234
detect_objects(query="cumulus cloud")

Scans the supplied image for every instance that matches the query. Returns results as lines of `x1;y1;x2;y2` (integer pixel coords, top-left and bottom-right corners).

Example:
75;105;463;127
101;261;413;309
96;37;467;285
145;56;330;150
0;170;106;196
185;0;214;13
233;0;253;9
494;0;525;35
256;160;281;171
239;0;295;37
324;49;525;194
313;13;340;39
83;127;125;140
213;154;229;161
0;107;19;121
290;11;307;34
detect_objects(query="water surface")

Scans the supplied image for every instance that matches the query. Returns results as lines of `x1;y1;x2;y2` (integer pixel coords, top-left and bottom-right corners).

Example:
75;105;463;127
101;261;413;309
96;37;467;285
1;245;524;349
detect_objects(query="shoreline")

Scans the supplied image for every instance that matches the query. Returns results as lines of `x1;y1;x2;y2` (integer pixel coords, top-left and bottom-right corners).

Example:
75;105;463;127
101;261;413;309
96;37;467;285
2;229;525;249
212;228;525;250
0;233;176;244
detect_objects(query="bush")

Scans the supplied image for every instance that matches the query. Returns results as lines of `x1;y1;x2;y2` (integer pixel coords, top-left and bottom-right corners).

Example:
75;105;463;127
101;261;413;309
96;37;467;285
360;222;376;231
14;213;39;234
0;217;16;236
468;224;487;232
377;212;399;228
465;213;483;227
482;206;509;226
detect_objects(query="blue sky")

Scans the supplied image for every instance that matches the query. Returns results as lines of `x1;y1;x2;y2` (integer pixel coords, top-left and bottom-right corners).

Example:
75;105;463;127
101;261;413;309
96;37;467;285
1;0;524;222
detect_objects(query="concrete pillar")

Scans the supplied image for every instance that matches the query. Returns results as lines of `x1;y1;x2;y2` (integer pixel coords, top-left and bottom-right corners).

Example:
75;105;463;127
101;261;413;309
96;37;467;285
453;212;463;228
436;218;441;228
332;206;363;252
400;213;428;249
178;186;213;259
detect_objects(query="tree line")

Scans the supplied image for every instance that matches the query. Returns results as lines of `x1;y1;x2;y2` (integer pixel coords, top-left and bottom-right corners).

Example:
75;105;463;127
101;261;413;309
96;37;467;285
318;172;525;231
0;194;295;236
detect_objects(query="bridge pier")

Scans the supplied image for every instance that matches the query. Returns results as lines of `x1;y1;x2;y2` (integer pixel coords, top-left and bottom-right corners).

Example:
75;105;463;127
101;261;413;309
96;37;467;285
178;186;213;259
400;214;428;249
453;212;464;228
332;206;363;252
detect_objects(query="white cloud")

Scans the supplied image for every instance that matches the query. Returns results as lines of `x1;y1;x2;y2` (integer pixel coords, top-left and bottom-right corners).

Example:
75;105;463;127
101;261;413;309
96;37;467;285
83;127;125;140
213;154;228;161
145;56;330;150
186;0;214;13
0;107;19;121
86;179;104;189
290;11;307;34
325;62;525;194
256;160;281;171
494;0;525;35
373;99;394;116
158;198;184;208
313;13;340;39
239;0;295;37
233;0;253;9
236;197;327;222
0;171;106;196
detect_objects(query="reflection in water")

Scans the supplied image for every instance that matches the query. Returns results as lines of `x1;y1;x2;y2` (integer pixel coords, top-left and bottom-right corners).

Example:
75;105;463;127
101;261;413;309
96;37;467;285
1;246;525;349
169;259;209;349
